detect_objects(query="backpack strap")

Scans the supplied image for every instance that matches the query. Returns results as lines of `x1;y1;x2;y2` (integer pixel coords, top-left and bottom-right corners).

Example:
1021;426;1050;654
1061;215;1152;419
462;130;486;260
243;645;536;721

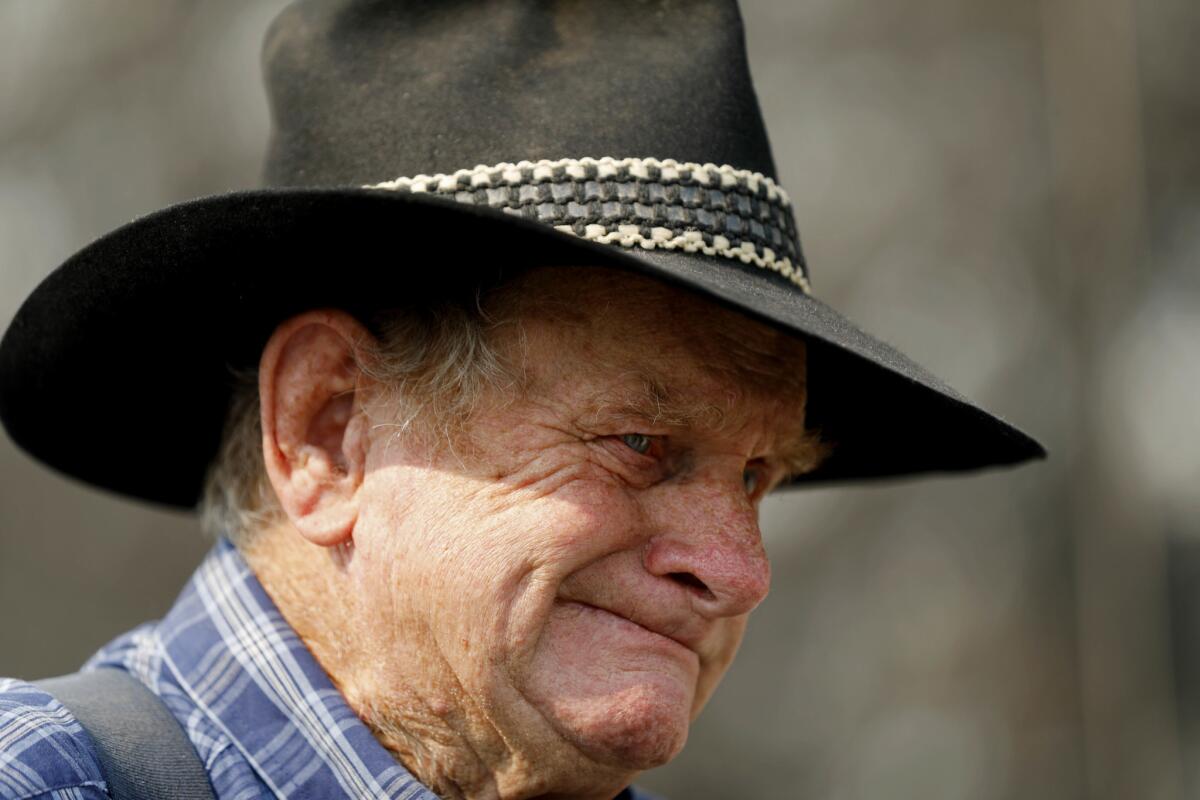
36;668;216;800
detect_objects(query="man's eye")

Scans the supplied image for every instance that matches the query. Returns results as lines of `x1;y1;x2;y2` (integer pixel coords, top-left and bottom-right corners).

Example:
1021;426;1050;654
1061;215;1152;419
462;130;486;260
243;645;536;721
619;433;654;455
742;469;760;495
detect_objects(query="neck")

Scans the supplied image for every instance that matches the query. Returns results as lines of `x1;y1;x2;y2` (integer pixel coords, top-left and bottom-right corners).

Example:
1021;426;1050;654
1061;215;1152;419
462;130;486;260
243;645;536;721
238;527;632;800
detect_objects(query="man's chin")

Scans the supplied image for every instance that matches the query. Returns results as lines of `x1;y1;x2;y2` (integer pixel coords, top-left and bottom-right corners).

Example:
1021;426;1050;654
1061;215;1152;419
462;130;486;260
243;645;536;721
533;679;693;771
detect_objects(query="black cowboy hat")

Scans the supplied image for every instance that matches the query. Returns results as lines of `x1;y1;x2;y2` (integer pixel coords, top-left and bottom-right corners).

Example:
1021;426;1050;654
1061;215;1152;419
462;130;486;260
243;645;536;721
0;0;1044;509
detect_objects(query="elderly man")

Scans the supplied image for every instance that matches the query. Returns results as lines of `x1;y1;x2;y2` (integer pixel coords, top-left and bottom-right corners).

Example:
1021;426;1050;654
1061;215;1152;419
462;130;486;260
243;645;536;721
0;1;1042;799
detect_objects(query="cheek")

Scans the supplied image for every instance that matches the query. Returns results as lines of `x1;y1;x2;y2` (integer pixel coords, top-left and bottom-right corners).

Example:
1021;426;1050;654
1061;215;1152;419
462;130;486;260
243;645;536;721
492;478;648;662
352;462;645;666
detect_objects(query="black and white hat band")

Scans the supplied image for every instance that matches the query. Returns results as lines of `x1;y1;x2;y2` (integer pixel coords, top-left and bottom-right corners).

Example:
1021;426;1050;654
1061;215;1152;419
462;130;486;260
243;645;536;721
367;157;810;292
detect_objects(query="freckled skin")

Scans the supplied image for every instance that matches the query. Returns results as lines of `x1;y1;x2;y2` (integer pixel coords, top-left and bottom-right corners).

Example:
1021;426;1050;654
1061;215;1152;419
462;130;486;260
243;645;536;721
250;268;816;800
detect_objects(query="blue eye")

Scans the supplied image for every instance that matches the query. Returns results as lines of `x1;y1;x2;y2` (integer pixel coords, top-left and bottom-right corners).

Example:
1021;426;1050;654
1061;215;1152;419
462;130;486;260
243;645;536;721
743;468;761;495
620;433;653;455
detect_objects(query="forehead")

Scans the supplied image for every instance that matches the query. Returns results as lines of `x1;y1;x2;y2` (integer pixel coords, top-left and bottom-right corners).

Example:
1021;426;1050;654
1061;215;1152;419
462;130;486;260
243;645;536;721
499;266;809;425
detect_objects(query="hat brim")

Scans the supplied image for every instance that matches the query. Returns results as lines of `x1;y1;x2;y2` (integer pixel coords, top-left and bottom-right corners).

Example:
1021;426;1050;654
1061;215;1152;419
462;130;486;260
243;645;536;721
0;188;1044;508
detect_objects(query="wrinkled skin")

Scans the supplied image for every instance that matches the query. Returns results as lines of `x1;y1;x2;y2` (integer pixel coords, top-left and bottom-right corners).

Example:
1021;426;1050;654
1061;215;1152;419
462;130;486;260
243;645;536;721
249;267;824;800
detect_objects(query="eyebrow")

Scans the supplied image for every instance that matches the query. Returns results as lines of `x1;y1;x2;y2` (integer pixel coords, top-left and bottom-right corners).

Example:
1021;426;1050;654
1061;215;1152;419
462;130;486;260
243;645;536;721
580;372;726;426
579;371;828;477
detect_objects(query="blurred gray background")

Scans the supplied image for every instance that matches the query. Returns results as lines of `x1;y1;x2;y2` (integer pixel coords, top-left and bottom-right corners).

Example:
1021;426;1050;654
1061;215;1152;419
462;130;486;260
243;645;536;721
1;2;1197;798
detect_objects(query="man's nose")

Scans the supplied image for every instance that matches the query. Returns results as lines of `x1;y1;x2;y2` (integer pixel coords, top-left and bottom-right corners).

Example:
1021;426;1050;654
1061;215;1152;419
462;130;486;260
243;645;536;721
641;478;771;618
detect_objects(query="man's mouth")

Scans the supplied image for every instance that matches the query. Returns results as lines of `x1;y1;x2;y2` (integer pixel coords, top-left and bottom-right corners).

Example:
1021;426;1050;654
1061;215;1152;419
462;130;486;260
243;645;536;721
560;600;702;659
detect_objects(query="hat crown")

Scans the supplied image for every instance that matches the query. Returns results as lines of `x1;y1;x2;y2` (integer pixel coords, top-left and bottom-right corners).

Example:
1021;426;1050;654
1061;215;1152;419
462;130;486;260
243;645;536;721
261;0;779;187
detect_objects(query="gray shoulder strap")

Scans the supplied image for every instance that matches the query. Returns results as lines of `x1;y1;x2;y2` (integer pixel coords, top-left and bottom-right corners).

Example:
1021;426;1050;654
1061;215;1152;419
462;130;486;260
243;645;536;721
36;668;216;800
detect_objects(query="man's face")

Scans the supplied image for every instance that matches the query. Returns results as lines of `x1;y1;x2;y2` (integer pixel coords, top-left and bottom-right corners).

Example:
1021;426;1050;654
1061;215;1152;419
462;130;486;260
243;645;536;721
342;268;818;783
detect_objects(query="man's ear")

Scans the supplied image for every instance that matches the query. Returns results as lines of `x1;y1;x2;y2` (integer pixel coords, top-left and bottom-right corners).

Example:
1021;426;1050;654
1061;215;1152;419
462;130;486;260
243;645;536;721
259;309;373;548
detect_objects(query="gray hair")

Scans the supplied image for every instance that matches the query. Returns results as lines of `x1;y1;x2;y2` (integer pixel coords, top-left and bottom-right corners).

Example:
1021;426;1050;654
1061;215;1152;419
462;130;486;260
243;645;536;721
199;289;518;548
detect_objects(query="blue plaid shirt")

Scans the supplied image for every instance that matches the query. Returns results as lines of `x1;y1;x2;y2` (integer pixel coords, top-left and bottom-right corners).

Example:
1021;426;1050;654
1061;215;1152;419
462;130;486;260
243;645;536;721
0;539;659;799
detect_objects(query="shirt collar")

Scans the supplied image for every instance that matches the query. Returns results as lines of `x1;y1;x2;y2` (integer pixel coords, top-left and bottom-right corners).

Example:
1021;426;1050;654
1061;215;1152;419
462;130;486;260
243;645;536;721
155;538;436;799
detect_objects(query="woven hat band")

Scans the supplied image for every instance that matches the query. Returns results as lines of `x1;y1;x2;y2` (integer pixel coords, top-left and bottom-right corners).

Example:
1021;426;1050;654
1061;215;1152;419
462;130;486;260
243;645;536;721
367;157;810;292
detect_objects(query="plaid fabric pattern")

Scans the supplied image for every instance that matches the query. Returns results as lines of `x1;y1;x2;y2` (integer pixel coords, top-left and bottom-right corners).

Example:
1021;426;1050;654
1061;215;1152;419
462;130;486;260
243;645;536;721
0;539;660;799
0;681;108;800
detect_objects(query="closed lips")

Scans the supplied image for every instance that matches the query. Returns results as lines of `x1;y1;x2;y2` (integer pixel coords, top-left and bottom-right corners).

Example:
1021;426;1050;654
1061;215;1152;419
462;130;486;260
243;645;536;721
562;600;702;657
